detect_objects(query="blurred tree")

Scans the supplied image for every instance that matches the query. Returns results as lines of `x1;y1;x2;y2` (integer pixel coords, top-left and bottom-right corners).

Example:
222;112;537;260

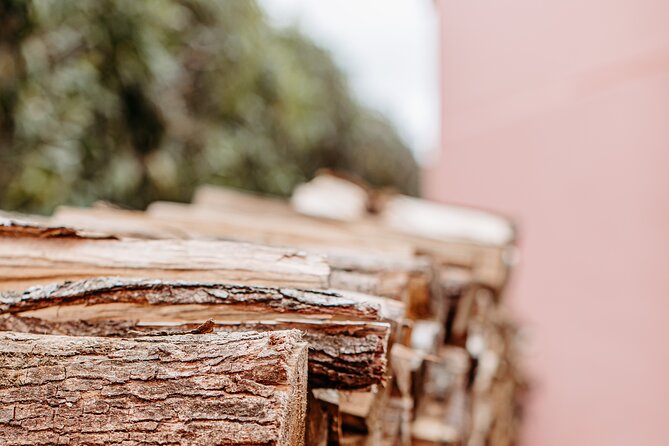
0;0;419;213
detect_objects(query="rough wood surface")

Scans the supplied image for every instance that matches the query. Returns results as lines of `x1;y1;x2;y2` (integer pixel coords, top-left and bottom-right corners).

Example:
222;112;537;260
147;200;438;313
0;315;390;390
0;233;330;291
52;206;431;303
0;278;398;389
0;278;379;320
0;330;308;446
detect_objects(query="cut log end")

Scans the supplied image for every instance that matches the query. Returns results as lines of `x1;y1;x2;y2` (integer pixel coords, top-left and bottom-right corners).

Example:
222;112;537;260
0;330;309;446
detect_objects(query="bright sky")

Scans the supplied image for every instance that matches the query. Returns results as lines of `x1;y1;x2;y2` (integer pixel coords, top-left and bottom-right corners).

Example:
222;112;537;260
258;0;439;163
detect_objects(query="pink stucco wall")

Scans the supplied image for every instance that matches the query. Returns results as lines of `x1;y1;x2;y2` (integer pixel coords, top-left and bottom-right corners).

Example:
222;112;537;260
426;1;669;444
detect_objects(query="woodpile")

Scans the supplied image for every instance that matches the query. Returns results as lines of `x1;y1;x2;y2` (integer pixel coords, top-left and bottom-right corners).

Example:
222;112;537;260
0;173;526;445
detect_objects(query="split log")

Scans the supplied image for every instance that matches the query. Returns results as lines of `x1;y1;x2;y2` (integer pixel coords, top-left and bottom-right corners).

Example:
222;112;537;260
145;202;438;314
0;220;330;291
288;174;517;293
51;206;433;307
189;182;516;292
0;330;308;446
0;278;402;389
147;200;415;258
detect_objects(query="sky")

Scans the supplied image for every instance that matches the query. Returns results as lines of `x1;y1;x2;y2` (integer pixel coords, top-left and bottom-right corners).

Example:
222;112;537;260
258;0;440;163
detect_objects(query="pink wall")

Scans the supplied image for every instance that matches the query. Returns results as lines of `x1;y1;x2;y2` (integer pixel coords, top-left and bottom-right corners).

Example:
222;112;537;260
426;1;669;444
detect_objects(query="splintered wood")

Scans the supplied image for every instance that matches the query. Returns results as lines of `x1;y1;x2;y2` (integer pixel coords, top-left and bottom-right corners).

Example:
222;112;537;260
0;173;526;445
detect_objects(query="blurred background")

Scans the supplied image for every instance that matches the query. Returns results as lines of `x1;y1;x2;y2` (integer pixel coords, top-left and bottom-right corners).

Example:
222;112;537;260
2;0;669;445
0;0;420;213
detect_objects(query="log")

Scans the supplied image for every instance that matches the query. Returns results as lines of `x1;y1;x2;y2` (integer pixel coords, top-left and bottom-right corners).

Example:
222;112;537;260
411;346;471;445
0;278;402;389
52;206;430;304
0;277;382;319
190;183;515;291
0;221;330;291
143;203;438;315
288;175;517;292
0;330;308;446
146;201;416;258
51;203;433;302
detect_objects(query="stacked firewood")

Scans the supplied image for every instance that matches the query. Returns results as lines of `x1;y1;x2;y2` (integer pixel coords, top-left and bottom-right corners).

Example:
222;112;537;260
0;173;526;445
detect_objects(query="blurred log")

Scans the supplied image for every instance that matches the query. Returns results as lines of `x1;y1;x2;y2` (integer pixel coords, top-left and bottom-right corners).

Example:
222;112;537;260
51;206;194;240
147;201;415;258
0;330;308;446
289;174;517;293
190;183;516;292
411;346;471;446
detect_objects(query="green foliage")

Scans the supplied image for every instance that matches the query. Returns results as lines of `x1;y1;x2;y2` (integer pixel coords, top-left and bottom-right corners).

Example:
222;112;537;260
0;0;419;213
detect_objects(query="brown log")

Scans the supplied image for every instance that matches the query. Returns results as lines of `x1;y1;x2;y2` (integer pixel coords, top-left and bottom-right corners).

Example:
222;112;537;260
0;330;308;445
0;225;330;291
0;278;401;389
0;316;391;391
0;277;379;319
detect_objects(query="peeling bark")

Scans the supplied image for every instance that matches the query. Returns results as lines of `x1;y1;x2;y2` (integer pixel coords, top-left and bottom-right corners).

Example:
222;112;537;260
0;218;112;239
0;278;379;320
0;278;398;390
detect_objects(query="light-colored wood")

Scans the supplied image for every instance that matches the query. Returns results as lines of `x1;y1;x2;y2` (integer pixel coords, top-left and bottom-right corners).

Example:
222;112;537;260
0;226;331;291
190;184;515;291
51;206;432;303
0;330;309;446
148;200;416;258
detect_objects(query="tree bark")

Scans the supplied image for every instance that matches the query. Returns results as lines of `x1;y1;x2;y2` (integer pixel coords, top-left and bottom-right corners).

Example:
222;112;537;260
0;278;399;390
0;330;308;446
51;205;435;312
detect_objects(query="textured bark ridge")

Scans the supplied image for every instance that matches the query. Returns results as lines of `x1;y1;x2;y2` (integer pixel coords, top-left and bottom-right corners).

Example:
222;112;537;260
0;278;397;390
0;330;308;446
0;278;381;320
0;235;330;291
